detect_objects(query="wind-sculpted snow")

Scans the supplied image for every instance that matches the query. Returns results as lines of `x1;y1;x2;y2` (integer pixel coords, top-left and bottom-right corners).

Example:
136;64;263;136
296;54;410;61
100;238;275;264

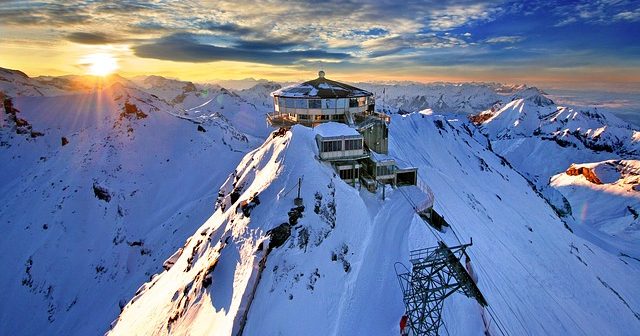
108;126;416;335
133;75;273;140
551;160;640;258
389;113;640;335
0;80;259;335
358;82;545;115
2;68;639;335
109;115;640;335
475;95;640;263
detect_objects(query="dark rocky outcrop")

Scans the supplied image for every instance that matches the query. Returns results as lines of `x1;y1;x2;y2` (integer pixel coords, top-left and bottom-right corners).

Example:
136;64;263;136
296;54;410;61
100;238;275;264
92;183;112;202
121;102;148;120
267;223;292;251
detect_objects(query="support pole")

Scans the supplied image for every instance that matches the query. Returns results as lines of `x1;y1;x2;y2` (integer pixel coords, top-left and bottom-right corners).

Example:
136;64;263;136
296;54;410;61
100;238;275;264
294;177;303;206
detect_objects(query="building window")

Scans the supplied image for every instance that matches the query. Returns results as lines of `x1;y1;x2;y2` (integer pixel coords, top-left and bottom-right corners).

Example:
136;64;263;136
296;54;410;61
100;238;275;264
295;99;307;109
309;99;321;108
324;99;336;109
349;98;359;108
299;114;310;120
285;98;296;108
339;168;359;180
321;140;342;152
332;114;343;120
358;97;366;106
376;165;394;176
344;139;363;150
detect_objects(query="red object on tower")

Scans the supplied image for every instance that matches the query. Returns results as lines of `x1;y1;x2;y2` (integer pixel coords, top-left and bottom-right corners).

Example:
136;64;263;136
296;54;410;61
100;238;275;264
400;315;409;335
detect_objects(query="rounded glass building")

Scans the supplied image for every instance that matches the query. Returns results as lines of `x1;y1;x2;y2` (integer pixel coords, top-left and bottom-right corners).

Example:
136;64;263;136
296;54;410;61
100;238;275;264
268;71;375;126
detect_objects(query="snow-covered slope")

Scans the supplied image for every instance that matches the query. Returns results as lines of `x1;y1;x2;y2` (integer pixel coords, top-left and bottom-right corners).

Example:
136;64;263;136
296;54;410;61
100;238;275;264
474;93;640;262
3;67;639;335
357;82;536;115
108;125;413;335
0;67;138;97
0;76;262;335
389;114;640;335
109;115;640;335
133;75;272;139
550;160;640;258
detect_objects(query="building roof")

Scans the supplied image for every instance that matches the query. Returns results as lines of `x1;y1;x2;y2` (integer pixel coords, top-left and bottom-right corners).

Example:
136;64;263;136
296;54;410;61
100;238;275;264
369;150;396;164
272;71;372;99
315;122;361;138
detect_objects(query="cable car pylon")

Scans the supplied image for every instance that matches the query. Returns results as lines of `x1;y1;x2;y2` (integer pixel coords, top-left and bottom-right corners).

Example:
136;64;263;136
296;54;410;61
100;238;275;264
395;239;487;336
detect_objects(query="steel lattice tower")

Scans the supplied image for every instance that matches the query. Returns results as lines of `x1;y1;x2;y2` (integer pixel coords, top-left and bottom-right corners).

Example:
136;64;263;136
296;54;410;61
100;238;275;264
395;241;487;336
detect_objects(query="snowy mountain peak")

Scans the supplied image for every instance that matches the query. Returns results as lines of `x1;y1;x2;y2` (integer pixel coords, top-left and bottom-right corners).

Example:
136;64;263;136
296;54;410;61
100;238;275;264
0;67;29;79
510;87;554;107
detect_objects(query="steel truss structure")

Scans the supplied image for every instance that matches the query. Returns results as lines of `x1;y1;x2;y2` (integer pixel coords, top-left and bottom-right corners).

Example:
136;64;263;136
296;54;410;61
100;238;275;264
395;241;487;336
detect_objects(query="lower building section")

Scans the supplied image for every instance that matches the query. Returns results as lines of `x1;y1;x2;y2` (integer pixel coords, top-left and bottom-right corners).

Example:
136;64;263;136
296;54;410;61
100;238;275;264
313;122;418;191
333;161;361;186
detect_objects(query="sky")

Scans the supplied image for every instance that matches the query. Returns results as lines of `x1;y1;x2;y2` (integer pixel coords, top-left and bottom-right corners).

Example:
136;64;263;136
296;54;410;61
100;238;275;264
1;0;639;90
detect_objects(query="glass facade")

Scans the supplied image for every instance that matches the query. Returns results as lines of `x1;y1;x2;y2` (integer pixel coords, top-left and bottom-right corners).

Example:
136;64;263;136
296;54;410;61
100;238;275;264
339;168;359;180
344;139;363;150
321;140;342;152
273;91;374;125
309;99;321;108
376;165;395;176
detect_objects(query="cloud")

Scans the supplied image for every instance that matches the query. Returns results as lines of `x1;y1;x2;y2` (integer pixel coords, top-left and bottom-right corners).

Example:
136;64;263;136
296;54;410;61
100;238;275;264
133;34;352;65
614;9;640;21
551;0;640;26
234;39;301;51
199;21;256;35
485;35;525;44
427;3;500;31
0;1;93;26
65;32;123;45
3;0;639;73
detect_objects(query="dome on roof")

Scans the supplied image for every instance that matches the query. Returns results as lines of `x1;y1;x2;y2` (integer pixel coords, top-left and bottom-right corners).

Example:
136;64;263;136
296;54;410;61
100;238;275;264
271;73;372;99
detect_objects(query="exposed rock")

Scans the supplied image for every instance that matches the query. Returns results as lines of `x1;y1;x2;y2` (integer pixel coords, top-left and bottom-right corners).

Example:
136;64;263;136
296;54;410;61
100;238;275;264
566;165;603;185
30;131;44;138
468;112;494;125
92;183;112;202
61;137;69;146
197;125;206;132
267;223;292;251
122;102;148;120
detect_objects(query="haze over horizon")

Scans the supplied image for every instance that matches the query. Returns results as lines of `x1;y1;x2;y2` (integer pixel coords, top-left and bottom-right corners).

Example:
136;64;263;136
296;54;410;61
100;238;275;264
1;0;639;91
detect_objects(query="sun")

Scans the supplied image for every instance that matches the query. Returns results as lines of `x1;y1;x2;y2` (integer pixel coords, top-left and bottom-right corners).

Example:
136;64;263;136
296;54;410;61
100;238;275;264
83;53;118;77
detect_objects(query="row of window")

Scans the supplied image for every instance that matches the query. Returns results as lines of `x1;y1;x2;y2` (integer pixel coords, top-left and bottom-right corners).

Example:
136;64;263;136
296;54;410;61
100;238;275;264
321;140;342;152
339;168;360;180
275;97;373;109
297;114;344;121
376;165;395;176
320;139;363;152
344;139;363;150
